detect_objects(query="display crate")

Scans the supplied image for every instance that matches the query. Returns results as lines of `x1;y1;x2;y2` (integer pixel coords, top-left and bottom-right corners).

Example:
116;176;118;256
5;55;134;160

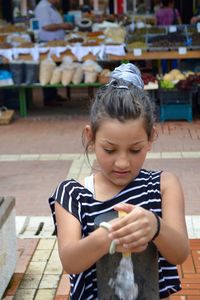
159;89;193;121
159;89;193;105
160;104;192;122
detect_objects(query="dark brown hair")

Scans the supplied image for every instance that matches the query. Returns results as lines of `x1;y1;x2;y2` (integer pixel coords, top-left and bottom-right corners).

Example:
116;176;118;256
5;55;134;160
83;78;156;154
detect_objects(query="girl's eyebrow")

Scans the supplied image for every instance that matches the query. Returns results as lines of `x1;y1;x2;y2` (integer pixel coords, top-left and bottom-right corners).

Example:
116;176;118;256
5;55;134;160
101;139;147;146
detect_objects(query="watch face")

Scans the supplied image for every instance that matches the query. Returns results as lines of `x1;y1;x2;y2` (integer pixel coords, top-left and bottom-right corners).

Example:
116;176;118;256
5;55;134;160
94;210;118;228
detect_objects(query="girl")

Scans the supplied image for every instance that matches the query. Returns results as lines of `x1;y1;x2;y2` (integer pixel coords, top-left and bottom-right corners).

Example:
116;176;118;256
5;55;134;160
49;63;189;299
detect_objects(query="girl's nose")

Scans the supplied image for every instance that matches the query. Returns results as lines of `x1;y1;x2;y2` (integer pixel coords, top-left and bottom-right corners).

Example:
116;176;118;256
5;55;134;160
114;157;130;169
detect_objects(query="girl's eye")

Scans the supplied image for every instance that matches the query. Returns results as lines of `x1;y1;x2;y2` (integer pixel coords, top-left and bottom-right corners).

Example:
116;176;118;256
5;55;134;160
104;149;115;153
130;149;141;154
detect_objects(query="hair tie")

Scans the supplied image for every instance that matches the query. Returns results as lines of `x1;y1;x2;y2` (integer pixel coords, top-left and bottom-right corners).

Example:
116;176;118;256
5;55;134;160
106;79;129;90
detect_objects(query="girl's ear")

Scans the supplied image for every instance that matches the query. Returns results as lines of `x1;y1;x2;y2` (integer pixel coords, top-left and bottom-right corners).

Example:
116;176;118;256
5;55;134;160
84;125;94;149
150;126;158;142
147;126;157;151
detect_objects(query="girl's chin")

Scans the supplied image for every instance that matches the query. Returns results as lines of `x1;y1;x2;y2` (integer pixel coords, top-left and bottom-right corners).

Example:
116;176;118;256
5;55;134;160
110;175;132;186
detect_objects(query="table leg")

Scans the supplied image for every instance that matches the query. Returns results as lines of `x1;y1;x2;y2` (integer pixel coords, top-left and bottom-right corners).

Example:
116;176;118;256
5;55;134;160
18;87;27;117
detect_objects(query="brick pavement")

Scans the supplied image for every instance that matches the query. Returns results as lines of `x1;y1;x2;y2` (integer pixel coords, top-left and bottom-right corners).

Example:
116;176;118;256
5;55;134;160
1;112;200;299
0;118;200;215
2;238;200;300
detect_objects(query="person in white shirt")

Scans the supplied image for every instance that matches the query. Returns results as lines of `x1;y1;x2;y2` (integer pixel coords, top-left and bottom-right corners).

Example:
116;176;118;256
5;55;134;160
35;0;73;42
35;0;73;106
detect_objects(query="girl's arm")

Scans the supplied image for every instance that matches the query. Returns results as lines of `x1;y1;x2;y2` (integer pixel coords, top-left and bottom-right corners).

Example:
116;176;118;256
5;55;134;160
55;202;112;274
108;171;189;265
153;171;189;264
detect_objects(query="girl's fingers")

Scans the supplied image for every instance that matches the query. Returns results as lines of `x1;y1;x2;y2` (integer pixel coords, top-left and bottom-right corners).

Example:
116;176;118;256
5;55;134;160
116;240;148;253
114;229;149;248
109;219;140;239
113;203;135;214
110;204;138;231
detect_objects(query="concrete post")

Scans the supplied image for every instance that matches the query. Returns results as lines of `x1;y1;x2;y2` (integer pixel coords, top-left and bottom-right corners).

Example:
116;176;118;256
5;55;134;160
0;196;16;299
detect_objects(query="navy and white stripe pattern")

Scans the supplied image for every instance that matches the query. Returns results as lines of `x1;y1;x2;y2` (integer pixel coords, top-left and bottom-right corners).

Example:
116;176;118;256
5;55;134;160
49;169;181;299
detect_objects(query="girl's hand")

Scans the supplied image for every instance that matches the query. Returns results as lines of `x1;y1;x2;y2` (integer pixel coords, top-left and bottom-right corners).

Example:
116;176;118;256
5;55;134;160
108;203;157;252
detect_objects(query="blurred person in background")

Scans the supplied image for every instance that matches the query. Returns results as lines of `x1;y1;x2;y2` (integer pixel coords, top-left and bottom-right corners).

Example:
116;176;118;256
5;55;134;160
35;0;73;106
153;0;162;13
155;0;181;74
190;5;200;24
191;15;200;23
155;0;181;25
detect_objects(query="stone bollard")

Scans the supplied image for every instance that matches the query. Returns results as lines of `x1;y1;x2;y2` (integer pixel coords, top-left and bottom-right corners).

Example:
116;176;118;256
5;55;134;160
95;211;159;300
0;196;16;299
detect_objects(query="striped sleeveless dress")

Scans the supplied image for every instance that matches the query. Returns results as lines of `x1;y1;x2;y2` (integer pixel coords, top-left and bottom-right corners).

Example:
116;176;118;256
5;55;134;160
49;169;181;299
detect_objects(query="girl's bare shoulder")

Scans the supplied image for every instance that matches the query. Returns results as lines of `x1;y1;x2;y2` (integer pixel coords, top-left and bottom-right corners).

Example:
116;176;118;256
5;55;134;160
160;171;182;193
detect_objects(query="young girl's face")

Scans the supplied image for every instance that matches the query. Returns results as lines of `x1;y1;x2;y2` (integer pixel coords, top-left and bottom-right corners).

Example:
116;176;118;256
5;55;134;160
89;118;153;188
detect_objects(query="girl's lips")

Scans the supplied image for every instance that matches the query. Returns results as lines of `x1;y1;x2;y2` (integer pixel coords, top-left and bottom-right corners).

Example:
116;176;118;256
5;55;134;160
113;171;130;176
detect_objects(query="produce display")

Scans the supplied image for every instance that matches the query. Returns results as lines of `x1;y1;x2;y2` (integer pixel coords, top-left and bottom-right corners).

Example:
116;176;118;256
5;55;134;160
0;23;199;52
148;32;186;48
159;69;200;90
0;24;26;33
126;41;147;50
39;57;103;85
176;74;200;90
159;80;175;89
44;40;69;47
190;34;200;47
142;72;157;85
163;69;186;81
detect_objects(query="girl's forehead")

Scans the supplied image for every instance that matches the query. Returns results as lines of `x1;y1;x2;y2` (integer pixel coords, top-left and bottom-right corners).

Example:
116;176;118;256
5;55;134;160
97;118;144;130
96;118;148;139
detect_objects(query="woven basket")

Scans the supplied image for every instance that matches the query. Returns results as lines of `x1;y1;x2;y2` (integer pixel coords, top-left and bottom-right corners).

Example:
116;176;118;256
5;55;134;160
0;107;14;125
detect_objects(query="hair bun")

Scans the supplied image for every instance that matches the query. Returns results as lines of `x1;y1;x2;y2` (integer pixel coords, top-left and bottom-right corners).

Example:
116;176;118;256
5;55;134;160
111;63;144;89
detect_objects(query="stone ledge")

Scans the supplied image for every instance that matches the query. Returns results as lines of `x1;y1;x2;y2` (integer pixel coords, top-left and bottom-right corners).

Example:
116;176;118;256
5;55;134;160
0;196;16;299
0;197;15;229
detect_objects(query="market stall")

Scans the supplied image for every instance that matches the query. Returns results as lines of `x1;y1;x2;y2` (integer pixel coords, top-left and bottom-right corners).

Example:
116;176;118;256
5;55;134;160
0;13;200;119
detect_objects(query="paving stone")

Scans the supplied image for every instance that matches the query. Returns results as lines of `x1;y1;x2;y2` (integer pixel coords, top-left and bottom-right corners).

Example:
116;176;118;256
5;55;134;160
39;154;60;161
53;241;58;250
170;296;187;299
182;152;200;158
3;273;24;297
0;155;20;161
181;255;196;274
55;274;70;296
54;296;69;300
19;274;42;289
19;239;39;256
161;151;182;158
31;249;52;262
14;289;36;300
19;154;39;161
39;274;61;289
26;262;46;275
147;152;161;159
37;239;56;250
15;254;32;274
48;250;60;263
34;288;56;300
44;262;63;275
